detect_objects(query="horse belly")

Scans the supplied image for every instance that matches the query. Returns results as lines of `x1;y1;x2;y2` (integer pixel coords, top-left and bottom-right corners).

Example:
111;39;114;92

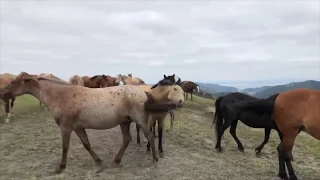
76;106;126;130
239;112;272;128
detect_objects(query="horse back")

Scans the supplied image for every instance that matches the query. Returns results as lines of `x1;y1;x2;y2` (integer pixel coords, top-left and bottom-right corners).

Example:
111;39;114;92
274;89;320;132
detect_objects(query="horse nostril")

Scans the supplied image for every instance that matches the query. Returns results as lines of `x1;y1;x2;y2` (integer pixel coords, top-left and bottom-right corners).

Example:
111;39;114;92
179;100;183;104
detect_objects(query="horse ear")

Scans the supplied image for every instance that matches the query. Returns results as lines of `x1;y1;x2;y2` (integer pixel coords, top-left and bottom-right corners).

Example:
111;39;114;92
151;83;158;89
173;74;175;76
164;74;167;78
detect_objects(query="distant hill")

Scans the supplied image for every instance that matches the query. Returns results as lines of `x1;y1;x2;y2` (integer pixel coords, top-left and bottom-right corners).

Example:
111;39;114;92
254;80;320;98
196;82;238;94
241;86;272;95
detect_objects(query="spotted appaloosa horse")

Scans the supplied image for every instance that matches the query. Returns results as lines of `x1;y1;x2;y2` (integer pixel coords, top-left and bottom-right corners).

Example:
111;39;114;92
8;72;182;174
227;88;320;180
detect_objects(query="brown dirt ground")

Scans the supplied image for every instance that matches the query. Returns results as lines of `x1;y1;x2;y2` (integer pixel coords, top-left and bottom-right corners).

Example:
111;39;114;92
0;95;319;180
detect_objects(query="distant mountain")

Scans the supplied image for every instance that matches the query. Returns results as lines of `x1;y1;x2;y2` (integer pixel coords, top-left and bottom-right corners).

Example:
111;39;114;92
254;80;320;98
196;82;238;93
241;86;272;95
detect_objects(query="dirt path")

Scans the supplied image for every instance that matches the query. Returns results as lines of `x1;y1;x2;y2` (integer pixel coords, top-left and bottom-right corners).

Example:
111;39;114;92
1;107;319;180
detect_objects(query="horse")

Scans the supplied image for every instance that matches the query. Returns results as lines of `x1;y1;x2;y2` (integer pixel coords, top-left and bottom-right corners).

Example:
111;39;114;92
69;75;84;86
39;73;68;109
128;73;132;78
181;80;200;101
104;75;115;87
213;92;283;156
136;84;179;156
8;72;183;174
0;85;15;123
226;88;320;180
0;75;18;123
82;75;108;88
112;77;120;86
116;74;145;85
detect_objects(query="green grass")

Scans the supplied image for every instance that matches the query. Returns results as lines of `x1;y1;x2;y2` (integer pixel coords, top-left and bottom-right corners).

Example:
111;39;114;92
0;95;40;120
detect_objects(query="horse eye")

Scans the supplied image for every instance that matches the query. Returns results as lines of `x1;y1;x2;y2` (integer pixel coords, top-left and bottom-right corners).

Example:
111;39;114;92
174;88;177;90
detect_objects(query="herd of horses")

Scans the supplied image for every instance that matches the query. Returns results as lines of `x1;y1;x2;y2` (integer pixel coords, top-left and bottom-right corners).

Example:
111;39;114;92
0;72;319;180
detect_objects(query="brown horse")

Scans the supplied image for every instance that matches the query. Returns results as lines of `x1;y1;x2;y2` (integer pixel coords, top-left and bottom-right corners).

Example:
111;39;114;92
136;84;183;157
0;88;15;123
69;75;84;86
116;74;145;85
181;80;200;101
0;76;16;123
227;88;320;180
112;77;120;86
82;75;108;88
104;75;116;87
8;72;182;174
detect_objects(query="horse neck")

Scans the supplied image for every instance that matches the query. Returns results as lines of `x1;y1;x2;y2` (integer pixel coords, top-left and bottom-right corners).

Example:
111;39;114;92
150;86;170;101
32;81;65;106
122;76;132;84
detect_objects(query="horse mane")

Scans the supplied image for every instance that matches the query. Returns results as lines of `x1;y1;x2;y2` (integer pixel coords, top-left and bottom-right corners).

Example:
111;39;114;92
38;77;73;86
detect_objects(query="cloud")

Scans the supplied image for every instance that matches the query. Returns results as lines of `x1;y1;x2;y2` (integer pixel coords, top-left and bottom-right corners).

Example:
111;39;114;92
0;1;319;88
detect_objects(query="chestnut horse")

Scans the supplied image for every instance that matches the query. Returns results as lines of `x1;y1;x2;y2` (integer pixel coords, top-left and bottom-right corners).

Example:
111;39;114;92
0;76;15;123
112;77;120;86
181;80;200;101
227;88;320;180
82;75;108;88
8;72;182;174
116;74;145;85
69;75;84;86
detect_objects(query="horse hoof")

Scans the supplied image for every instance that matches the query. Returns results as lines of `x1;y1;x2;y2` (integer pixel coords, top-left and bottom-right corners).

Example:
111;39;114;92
277;173;289;180
54;166;65;174
114;158;121;164
159;152;164;158
95;165;104;173
215;147;223;153
153;157;158;163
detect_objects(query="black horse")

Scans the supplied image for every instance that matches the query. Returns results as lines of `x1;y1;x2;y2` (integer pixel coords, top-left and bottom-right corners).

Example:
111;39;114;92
214;92;283;155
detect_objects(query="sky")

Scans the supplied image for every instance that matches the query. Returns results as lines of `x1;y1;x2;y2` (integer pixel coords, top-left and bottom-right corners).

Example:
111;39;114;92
0;1;319;89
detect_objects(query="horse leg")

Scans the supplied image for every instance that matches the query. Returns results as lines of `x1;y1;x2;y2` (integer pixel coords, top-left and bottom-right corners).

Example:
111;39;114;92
281;131;298;180
276;129;293;161
229;120;244;152
74;128;103;173
277;142;288;180
10;98;15;117
138;121;158;163
158;119;165;157
255;128;271;156
5;98;11;123
191;92;193;101
55;125;73;173
114;121;132;164
215;121;232;152
153;121;158;137
136;123;141;144
146;123;154;152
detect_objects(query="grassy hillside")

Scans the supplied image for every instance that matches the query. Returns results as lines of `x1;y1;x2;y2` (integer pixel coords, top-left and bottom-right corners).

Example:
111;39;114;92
1;94;319;180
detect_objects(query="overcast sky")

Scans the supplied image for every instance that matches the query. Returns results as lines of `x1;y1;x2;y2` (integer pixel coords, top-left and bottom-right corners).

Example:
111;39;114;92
0;1;319;88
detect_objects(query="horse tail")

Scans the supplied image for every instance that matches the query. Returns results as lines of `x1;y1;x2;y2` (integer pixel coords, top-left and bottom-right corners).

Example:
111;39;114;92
213;96;223;128
196;85;200;92
213;96;224;143
227;93;279;116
